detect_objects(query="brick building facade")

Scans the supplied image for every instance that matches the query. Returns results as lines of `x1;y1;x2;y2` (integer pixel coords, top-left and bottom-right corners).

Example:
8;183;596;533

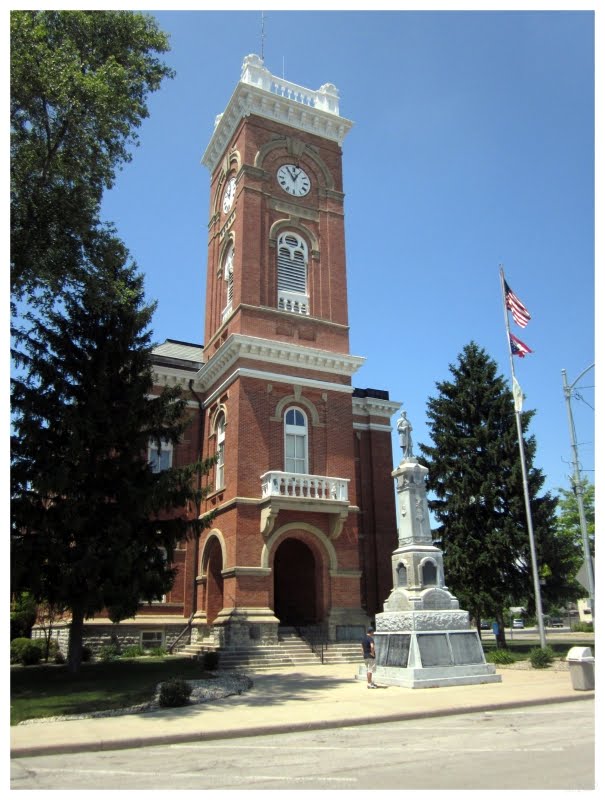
56;55;400;654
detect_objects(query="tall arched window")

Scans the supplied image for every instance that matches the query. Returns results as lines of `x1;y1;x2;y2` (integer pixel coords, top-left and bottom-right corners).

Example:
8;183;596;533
277;232;309;315
221;244;234;322
284;406;308;474
215;413;226;490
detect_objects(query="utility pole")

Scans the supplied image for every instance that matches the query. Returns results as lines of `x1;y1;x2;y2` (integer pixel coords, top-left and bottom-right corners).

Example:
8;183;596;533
562;364;595;621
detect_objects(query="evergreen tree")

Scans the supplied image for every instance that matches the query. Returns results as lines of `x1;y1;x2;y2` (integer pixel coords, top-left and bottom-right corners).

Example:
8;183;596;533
11;230;214;673
418;342;564;644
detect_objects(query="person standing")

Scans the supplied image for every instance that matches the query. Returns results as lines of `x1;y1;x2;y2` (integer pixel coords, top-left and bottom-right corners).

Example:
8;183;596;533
361;627;377;688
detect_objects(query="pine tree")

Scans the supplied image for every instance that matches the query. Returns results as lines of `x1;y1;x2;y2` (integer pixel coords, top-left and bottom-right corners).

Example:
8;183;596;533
11;230;214;673
418;342;563;644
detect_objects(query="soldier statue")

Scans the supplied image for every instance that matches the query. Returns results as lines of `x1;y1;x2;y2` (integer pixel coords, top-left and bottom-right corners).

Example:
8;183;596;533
397;410;413;459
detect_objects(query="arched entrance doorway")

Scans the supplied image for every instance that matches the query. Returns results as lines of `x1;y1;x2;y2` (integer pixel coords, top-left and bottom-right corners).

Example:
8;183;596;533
205;537;224;624
273;538;318;626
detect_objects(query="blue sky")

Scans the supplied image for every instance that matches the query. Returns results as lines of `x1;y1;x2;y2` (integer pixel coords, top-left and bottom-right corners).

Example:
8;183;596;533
98;6;596;500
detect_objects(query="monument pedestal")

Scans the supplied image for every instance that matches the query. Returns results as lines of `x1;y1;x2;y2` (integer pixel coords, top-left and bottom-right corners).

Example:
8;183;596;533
357;610;499;688
357;443;501;688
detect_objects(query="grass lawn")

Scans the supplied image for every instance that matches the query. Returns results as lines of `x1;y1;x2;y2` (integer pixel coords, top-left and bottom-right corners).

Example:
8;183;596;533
10;656;215;726
11;637;594;726
481;638;595;662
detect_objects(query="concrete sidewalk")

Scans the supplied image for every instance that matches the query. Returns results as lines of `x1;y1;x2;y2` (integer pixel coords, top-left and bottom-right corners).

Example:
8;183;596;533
10;664;593;759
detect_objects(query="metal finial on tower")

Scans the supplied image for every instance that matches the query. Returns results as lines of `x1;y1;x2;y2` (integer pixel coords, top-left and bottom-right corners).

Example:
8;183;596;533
260;11;265;62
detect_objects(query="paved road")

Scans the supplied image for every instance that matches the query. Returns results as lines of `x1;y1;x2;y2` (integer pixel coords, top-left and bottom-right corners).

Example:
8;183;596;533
11;700;594;790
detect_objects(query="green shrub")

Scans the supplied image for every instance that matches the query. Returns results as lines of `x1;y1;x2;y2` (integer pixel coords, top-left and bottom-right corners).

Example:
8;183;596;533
99;644;120;662
122;645;145;658
572;621;593;633
159;678;192;708
29;638;61;662
10;638;42;666
529;646;555;669
486;648;515;665
11;638;32;664
149;646;167;657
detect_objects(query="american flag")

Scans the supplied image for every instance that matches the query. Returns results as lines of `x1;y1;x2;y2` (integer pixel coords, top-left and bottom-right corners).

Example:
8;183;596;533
510;333;533;358
504;280;531;328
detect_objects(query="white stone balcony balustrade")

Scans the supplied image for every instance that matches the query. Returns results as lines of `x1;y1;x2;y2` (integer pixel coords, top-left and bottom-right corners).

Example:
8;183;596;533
262;471;349;501
259;471;350;539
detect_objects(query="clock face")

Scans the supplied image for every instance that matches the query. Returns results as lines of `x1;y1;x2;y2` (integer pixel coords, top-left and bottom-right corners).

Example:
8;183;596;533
277;164;311;197
222;177;236;213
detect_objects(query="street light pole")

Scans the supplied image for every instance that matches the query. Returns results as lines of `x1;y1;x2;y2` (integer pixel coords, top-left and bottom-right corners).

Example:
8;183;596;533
562;364;594;621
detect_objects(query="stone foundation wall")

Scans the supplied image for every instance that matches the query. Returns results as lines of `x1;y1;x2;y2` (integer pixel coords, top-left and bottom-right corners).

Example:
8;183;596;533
31;623;191;658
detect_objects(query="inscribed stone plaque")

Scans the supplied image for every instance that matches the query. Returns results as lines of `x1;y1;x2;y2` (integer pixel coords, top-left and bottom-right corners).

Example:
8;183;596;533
448;632;485;664
375;634;410;667
417;633;452;667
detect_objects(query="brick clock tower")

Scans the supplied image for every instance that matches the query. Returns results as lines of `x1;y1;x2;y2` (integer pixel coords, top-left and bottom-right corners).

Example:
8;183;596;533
152;55;399;651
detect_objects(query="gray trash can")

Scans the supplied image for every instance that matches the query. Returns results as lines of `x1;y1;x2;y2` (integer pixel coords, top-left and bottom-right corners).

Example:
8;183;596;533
566;646;595;690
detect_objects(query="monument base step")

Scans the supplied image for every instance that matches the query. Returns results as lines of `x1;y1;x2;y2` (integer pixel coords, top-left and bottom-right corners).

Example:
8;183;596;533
357;663;502;689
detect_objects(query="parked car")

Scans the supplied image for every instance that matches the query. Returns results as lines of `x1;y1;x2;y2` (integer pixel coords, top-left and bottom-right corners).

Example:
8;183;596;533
480;621;491;630
549;617;564;627
512;618;524;629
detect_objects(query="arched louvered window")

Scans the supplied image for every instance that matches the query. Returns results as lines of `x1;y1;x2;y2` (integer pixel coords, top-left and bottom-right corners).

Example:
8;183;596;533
221;244;234;322
277;232;309;315
284;406;308;474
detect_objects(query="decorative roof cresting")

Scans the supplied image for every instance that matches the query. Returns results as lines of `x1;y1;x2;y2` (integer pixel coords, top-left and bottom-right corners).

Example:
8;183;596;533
202;54;353;172
238;53;341;117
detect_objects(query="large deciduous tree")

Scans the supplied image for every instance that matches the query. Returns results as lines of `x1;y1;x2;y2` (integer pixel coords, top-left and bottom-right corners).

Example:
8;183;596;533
11;231;214;673
10;9;173;304
418;342;574;645
555;479;594;559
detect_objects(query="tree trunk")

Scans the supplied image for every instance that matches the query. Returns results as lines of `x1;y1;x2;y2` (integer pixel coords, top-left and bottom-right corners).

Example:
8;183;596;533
495;611;507;649
67;605;85;674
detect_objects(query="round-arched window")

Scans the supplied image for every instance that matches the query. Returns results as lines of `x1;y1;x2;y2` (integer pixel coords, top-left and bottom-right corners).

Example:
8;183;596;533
284;407;308;474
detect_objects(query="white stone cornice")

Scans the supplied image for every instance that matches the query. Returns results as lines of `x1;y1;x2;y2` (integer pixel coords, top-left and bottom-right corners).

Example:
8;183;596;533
352;396;401;419
352;422;394;433
196;333;364;391
202;55;353;174
151;367;199;391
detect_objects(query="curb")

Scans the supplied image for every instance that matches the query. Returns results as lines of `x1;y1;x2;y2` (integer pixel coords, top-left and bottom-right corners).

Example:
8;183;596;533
10;691;593;759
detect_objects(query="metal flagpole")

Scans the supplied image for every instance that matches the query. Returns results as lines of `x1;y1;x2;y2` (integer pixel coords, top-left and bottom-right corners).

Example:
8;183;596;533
499;266;547;648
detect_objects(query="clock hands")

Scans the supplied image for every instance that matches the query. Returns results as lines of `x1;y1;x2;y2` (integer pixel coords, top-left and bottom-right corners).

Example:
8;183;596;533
277;164;310;196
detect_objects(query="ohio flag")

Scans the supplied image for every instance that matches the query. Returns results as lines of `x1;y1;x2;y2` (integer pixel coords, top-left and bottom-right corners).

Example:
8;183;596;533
510;333;533;358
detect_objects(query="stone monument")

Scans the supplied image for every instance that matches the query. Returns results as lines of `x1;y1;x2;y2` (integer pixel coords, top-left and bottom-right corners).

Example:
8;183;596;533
361;410;501;688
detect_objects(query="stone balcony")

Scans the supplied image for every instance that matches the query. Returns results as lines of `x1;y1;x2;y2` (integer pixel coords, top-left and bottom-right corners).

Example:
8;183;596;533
277;290;309;315
259;471;350;539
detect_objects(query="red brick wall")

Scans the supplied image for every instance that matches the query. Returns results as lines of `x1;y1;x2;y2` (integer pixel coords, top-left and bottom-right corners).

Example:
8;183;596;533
204;113;350;353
